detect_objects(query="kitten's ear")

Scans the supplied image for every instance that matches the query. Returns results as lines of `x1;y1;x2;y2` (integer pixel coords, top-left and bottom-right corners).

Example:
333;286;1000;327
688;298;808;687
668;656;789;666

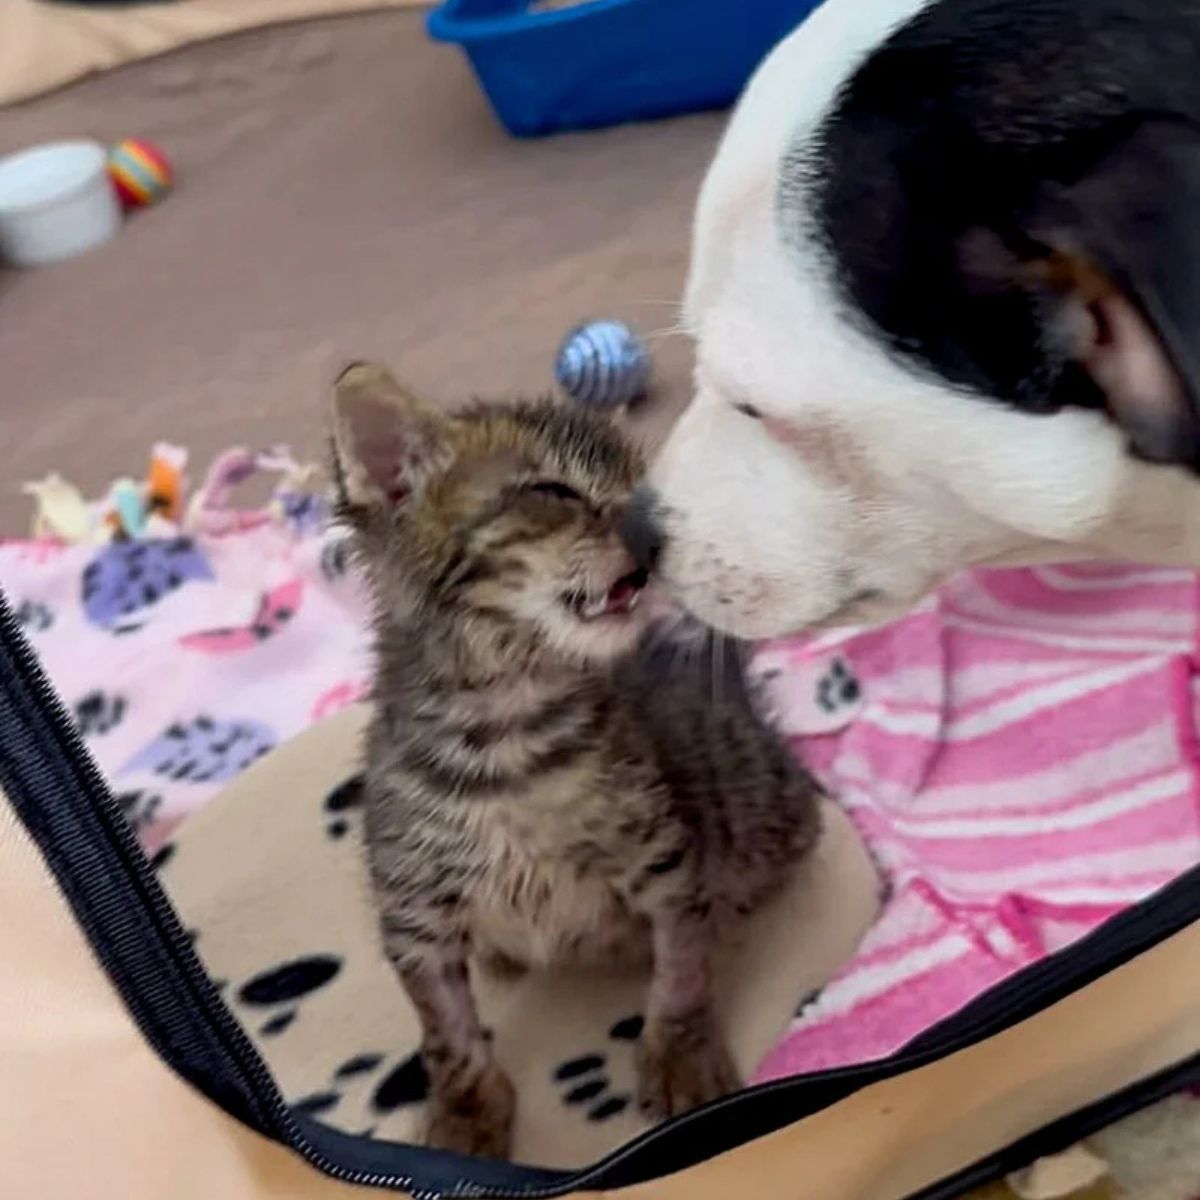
330;362;448;509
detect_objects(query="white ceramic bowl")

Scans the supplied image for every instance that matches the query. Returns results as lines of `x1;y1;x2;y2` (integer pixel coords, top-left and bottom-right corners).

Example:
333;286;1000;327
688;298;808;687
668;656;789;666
0;139;121;268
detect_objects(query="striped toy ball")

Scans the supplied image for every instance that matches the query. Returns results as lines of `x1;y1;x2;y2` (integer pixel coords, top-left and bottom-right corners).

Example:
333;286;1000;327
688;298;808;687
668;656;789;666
554;319;650;409
106;139;173;209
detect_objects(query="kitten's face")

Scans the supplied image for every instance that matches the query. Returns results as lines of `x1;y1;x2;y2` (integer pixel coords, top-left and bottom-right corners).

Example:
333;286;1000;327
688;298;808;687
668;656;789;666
331;364;649;666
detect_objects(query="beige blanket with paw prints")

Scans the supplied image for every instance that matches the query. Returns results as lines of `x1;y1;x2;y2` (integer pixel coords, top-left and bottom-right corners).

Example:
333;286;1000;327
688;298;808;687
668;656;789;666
160;704;880;1166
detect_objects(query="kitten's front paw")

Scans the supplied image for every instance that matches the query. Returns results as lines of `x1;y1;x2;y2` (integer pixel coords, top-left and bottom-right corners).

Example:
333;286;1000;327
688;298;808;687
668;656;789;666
425;1066;516;1160
636;1012;741;1121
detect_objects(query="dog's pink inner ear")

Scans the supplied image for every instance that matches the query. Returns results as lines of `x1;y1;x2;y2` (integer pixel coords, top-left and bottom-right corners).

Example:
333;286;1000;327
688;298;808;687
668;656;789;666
1083;287;1189;462
1042;255;1194;464
1017;118;1200;468
1018;247;1193;464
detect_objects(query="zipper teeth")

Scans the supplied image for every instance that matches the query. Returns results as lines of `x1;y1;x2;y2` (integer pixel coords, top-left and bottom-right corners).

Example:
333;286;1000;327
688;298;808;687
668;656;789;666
919;1051;1200;1200
5;597;1200;1200
0;608;429;1193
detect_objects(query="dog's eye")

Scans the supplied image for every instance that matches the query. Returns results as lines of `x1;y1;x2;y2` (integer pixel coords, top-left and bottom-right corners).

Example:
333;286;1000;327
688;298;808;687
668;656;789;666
525;480;583;502
734;402;763;419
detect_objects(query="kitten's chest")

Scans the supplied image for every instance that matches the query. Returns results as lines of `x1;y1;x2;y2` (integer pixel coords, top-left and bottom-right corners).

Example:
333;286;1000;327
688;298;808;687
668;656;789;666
467;803;644;968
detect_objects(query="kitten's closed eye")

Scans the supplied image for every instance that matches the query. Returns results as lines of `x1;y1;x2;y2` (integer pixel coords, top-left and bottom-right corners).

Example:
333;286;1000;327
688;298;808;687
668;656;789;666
525;480;584;502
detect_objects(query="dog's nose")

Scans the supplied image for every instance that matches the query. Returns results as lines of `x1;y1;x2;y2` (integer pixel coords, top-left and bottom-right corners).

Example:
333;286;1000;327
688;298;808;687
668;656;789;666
620;486;666;572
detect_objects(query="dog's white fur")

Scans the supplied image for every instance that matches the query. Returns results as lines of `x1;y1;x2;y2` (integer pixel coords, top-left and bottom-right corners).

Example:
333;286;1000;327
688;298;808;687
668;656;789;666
649;0;1200;639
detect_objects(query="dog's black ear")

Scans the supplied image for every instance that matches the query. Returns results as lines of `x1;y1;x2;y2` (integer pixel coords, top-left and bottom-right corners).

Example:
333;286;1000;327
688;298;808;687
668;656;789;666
1020;119;1200;468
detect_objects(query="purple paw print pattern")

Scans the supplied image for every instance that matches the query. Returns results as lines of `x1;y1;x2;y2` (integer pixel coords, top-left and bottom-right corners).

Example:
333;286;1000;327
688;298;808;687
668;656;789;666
124;715;277;784
278;492;330;538
82;537;213;632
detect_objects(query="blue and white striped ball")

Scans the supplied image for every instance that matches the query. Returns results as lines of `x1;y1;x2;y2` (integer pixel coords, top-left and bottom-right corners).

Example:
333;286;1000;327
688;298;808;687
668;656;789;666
554;319;650;409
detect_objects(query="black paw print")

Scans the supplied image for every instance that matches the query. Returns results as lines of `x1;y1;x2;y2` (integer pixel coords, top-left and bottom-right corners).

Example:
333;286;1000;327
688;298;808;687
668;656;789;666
114;788;163;832
236;954;343;1038
15;599;53;633
550;1014;644;1123
291;1090;341;1117
609;1015;644;1041
74;690;127;737
554;1054;628;1120
324;774;364;839
150;841;176;871
815;658;860;715
370;1052;430;1114
338;1052;385;1081
290;1049;427;1129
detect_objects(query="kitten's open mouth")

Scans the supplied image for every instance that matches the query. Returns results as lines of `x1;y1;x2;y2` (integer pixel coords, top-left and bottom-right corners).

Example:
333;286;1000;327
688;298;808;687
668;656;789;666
563;566;649;622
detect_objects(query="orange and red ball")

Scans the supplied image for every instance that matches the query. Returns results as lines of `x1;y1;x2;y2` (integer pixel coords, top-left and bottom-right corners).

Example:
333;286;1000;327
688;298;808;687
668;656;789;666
106;139;172;210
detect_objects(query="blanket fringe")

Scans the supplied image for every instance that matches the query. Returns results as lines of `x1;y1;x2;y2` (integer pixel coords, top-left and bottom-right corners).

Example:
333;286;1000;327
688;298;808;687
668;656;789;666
23;444;331;545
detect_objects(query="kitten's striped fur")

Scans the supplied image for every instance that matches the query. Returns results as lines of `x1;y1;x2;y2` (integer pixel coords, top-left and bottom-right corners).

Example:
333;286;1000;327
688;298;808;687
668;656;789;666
331;364;821;1159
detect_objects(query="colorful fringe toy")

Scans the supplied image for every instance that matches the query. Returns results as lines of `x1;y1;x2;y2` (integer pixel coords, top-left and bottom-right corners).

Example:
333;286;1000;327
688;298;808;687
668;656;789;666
21;444;327;546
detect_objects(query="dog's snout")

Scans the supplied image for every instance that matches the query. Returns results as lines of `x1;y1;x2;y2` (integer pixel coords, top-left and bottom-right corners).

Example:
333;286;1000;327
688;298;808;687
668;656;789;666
620;486;666;572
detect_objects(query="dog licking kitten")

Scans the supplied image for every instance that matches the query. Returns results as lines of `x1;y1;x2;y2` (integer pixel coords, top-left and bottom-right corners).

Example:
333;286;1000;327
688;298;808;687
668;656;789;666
330;363;820;1159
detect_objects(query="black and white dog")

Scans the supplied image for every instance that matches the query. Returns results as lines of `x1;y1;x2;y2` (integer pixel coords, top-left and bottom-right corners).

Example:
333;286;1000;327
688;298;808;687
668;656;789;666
627;0;1200;638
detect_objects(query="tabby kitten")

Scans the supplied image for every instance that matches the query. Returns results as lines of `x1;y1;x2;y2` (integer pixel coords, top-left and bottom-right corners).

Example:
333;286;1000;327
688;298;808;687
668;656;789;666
330;363;821;1160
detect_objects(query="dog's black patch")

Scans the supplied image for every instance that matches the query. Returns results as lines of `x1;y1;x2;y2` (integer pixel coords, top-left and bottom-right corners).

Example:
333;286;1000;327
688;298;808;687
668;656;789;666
795;0;1200;463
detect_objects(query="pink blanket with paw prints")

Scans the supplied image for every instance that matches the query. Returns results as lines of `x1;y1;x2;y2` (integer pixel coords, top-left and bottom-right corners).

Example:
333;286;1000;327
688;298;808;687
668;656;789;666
1;448;373;855
2;444;1198;1077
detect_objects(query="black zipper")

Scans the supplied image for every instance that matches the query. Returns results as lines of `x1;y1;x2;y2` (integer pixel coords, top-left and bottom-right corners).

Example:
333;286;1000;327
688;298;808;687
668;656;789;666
908;1051;1200;1200
549;860;1200;1196
1;586;1198;1199
0;591;429;1195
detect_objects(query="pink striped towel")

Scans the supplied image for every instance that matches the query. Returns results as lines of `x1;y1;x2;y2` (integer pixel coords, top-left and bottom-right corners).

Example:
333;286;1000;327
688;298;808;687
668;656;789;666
753;562;1200;1081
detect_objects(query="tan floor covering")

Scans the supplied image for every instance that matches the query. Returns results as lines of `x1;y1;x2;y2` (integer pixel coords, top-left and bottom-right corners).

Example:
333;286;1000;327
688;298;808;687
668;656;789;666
1;8;714;534
0;0;427;106
5;15;1200;1197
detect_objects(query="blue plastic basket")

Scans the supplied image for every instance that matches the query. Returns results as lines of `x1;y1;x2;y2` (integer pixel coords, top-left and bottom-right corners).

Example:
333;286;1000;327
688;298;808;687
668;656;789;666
426;0;825;137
